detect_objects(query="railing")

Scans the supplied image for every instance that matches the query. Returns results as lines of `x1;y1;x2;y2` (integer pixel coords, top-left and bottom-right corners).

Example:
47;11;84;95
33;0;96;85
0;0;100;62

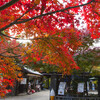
55;96;100;100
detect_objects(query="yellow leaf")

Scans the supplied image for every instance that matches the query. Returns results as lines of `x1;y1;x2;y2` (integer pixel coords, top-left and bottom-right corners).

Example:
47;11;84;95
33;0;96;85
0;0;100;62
21;53;25;56
11;16;15;20
26;49;32;54
53;0;58;3
45;34;49;37
16;67;21;71
34;0;40;5
18;73;22;77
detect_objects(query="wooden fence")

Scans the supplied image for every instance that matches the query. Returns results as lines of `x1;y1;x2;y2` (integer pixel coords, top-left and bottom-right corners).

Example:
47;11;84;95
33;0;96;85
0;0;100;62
55;96;100;100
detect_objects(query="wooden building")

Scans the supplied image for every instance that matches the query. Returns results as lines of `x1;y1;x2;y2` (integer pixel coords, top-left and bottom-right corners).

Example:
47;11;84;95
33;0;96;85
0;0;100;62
42;72;100;100
11;67;42;96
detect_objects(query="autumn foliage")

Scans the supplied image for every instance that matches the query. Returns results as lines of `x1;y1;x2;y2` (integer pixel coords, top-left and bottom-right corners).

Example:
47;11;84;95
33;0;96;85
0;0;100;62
0;0;100;97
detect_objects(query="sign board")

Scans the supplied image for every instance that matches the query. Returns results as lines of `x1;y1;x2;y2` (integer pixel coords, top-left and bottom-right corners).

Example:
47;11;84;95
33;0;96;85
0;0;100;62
58;82;66;89
87;82;89;91
92;82;95;90
58;88;65;95
58;82;66;95
20;78;27;84
77;83;84;93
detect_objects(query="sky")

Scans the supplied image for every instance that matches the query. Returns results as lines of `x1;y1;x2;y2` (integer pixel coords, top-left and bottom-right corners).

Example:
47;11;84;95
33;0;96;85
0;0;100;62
93;40;100;48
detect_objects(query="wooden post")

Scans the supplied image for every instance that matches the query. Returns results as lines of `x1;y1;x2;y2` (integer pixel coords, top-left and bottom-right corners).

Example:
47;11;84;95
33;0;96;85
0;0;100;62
98;77;100;97
14;80;19;96
47;77;50;89
34;78;37;91
50;75;57;95
85;77;88;96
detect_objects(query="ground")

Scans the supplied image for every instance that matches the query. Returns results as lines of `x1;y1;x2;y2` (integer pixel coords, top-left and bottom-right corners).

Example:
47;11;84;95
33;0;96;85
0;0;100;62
0;90;49;100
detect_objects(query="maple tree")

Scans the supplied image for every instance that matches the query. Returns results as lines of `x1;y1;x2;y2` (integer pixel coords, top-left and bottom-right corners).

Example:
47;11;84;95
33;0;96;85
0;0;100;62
74;35;100;75
0;40;22;97
0;57;22;97
0;0;100;96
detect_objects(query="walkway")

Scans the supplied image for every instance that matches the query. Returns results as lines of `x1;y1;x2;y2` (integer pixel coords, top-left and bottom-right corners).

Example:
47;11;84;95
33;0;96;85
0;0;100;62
0;90;50;100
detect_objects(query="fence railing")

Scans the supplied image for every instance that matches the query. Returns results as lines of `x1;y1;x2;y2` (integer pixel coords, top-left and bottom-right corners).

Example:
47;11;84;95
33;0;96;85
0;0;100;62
55;96;100;100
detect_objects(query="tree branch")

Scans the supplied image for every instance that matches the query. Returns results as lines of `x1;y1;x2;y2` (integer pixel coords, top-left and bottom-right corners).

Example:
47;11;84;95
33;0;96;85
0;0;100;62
0;43;22;55
0;0;19;11
88;65;94;74
43;38;70;67
0;0;94;32
93;11;100;16
0;31;56;40
16;0;94;24
0;54;21;58
0;5;35;32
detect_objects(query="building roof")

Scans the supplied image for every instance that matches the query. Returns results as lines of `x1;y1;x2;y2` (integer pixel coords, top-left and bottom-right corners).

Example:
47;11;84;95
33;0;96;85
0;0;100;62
23;67;42;77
